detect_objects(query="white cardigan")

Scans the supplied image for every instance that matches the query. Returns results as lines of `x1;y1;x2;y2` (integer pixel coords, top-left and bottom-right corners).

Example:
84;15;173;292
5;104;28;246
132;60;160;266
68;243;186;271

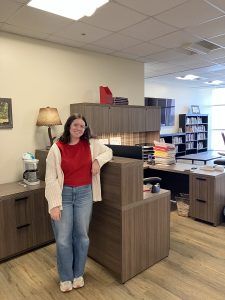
45;138;112;213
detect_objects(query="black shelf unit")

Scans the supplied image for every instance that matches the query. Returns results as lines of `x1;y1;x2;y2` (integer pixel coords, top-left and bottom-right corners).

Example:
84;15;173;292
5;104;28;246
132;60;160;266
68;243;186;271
160;133;186;157
179;114;208;154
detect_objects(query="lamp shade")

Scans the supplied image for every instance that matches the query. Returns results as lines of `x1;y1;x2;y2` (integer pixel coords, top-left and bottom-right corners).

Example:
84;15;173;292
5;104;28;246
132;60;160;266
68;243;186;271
36;107;62;126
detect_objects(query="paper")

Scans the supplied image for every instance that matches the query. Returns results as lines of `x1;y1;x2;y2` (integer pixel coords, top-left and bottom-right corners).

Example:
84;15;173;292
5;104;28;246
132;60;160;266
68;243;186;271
109;136;122;145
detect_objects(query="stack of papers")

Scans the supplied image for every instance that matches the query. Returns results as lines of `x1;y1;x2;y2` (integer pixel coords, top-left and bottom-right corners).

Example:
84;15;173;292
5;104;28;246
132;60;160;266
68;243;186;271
154;140;176;165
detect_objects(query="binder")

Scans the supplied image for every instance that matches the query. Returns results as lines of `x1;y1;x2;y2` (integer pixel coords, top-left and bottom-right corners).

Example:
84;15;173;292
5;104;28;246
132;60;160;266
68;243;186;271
99;86;113;104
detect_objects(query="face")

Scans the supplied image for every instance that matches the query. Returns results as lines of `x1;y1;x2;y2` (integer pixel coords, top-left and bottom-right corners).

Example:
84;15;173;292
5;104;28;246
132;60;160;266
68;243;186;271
70;118;86;140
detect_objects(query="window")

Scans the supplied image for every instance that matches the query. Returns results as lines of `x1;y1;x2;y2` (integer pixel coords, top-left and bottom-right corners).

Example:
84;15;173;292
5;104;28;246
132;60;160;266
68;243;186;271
211;89;225;150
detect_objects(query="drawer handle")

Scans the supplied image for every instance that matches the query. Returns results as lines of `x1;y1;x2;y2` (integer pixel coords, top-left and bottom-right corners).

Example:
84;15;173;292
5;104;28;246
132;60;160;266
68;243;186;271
196;199;206;203
15;197;28;202
16;223;30;229
196;177;206;181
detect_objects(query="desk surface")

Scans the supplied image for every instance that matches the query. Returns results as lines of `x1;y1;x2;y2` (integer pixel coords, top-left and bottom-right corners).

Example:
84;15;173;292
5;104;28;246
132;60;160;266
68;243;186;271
144;162;225;177
176;151;221;163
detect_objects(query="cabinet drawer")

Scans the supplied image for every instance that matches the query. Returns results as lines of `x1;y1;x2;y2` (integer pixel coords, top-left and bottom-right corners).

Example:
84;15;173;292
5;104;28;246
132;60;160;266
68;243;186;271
190;175;214;223
191;198;210;222
0;193;34;259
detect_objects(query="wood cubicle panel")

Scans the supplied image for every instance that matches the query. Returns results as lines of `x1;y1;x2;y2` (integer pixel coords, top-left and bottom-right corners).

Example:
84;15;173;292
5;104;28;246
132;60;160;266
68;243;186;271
36;149;48;181
100;157;143;207
88;157;170;283
122;192;170;282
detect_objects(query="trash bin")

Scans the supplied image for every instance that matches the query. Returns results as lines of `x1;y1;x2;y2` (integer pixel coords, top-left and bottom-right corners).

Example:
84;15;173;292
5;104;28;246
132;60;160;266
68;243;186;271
175;193;189;217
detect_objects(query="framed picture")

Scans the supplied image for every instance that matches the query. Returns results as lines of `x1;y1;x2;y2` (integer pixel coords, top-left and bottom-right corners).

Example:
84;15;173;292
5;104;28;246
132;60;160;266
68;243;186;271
191;105;200;114
0;98;13;129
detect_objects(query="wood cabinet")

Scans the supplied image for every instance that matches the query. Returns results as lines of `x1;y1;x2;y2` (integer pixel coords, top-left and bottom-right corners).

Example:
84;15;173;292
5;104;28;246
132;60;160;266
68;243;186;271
109;105;130;133
0;181;54;261
189;172;225;226
70;103;110;134
179;114;208;155
145;97;175;127
70;103;160;135
88;157;170;283
146;162;225;226
145;107;161;131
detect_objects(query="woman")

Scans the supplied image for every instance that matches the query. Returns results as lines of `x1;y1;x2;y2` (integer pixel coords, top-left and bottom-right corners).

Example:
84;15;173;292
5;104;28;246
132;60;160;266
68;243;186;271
45;113;112;292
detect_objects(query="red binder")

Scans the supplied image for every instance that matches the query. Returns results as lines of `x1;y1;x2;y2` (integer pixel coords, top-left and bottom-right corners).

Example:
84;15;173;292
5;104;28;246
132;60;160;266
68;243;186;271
99;86;113;104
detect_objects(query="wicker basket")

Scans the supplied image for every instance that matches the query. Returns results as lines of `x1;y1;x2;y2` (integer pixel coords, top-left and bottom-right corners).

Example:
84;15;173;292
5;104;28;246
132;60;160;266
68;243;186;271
175;194;189;217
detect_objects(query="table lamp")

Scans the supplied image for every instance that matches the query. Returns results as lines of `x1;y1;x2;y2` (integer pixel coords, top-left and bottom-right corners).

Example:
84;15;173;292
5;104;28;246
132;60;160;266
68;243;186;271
36;107;62;148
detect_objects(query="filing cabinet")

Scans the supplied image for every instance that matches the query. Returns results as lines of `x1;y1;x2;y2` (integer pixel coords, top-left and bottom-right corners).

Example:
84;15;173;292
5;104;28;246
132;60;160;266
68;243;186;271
190;173;225;226
0;181;54;261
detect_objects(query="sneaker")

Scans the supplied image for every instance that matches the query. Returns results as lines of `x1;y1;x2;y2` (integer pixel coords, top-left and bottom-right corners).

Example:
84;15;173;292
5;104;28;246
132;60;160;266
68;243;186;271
60;281;73;292
73;276;84;289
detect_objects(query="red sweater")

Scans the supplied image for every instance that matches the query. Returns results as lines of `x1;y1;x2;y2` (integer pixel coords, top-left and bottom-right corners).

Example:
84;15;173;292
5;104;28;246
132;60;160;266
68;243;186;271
57;140;92;187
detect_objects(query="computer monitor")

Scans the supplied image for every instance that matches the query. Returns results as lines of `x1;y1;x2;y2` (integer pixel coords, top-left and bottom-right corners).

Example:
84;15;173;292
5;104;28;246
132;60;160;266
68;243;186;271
106;144;143;160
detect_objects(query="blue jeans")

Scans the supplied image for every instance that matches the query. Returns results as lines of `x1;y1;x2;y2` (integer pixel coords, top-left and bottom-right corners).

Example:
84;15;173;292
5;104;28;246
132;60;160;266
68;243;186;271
52;184;93;282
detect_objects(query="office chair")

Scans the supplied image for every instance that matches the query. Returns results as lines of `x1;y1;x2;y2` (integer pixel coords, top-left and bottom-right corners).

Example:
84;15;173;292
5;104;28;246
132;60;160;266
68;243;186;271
214;132;225;165
144;177;162;193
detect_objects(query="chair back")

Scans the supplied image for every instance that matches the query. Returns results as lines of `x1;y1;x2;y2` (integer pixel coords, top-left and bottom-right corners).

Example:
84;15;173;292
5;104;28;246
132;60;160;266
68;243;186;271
222;132;225;144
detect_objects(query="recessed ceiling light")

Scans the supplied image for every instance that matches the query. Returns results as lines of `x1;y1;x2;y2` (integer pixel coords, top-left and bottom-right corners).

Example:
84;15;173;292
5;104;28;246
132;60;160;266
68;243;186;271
176;74;200;81
205;80;223;85
27;0;109;21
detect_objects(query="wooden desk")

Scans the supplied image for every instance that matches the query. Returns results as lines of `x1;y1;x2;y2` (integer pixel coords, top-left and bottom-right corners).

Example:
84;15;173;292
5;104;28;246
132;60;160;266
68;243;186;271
145;162;225;226
89;157;170;283
35;152;171;283
176;151;221;164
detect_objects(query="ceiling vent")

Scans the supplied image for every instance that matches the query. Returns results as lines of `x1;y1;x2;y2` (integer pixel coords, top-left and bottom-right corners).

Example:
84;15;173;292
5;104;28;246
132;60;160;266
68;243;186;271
182;40;221;55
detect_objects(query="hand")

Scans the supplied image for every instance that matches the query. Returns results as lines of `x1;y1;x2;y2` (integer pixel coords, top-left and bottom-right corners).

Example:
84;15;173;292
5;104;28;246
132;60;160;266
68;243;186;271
50;207;61;221
92;159;100;176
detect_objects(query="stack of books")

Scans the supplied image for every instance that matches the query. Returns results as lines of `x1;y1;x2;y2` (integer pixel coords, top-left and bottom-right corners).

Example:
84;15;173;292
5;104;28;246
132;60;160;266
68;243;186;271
154;140;176;165
112;97;129;105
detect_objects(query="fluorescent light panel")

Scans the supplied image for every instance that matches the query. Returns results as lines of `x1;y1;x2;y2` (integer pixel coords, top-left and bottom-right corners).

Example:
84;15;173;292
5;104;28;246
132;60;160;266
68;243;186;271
27;0;109;20
205;80;223;85
176;74;200;81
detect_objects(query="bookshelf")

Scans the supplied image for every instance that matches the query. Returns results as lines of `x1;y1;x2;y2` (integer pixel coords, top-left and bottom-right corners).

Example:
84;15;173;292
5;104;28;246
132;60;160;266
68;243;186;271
179;114;208;154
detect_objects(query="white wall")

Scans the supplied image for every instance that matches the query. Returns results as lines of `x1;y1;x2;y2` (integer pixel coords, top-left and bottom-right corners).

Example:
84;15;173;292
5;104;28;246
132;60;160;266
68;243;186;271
0;32;144;184
144;80;213;135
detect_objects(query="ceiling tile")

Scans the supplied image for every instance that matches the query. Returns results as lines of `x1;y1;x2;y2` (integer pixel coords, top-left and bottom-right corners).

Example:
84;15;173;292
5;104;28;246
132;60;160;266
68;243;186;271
212;57;225;64
0;0;22;22
1;23;49;39
186;16;225;39
146;49;195;63
207;0;225;12
114;0;186;16
120;42;164;56
119;18;177;42
151;30;199;48
155;0;223;28
47;36;85;48
203;47;225;60
10;0;29;3
81;2;147;32
6;6;72;34
210;34;225;47
111;51;139;60
82;44;114;54
92;33;140;51
54;21;112;43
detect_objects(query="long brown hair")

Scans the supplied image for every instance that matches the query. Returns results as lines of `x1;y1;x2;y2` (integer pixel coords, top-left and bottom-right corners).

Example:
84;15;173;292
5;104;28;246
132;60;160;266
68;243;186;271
59;113;94;144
